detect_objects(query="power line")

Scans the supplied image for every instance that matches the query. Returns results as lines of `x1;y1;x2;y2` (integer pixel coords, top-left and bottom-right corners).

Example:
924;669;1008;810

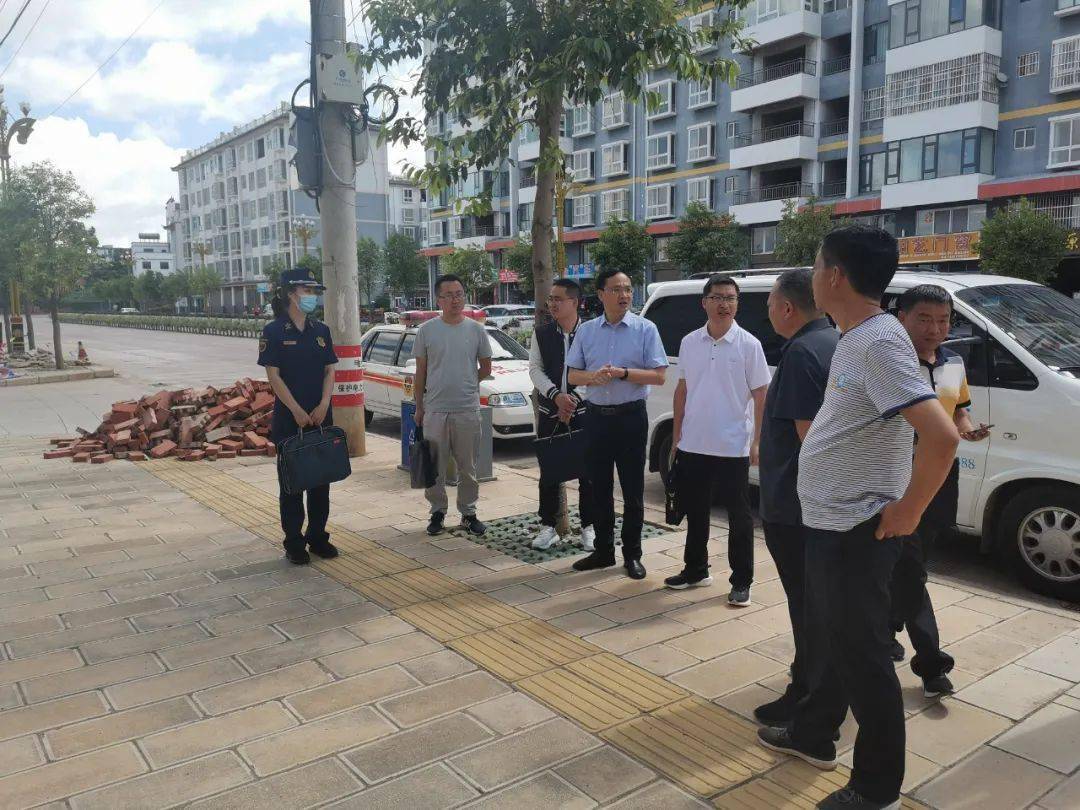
0;0;34;51
45;0;167;118
0;0;50;79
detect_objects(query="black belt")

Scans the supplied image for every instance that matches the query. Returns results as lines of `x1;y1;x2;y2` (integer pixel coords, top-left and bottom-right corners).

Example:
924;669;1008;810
587;400;646;416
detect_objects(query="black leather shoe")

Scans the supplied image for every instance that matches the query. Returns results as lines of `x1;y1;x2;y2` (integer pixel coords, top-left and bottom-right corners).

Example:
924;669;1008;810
284;545;310;565
427;512;445;536
572;551;616;572
308;540;339;559
625;559;646;580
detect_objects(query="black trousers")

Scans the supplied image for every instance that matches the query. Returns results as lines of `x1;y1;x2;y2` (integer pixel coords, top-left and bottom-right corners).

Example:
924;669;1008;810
763;521;810;699
537;413;594;529
586;401;647;561
791;517;905;804
677;453;754;588
891;523;955;680
278;477;330;551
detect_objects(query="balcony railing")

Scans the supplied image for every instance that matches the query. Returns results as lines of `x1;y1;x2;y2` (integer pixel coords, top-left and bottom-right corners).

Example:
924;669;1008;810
453;223;504;240
822;118;849;137
861;118;883;134
736;58;817;89
823;55;851;76
738;0;819;28
731;120;815;147
1058;0;1080;13
520;174;537;189
733;181;815;205
820;181;847;198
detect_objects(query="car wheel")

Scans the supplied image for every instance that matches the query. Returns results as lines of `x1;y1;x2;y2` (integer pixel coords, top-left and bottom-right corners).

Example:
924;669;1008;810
657;429;674;487
364;409;374;427
997;484;1080;601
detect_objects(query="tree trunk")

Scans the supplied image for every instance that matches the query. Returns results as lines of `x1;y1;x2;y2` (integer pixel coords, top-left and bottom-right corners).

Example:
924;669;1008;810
531;83;563;326
24;307;36;351
50;295;64;370
1;295;10;353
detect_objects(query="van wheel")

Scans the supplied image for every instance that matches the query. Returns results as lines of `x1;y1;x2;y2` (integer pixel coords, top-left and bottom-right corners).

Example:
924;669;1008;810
657;430;674;487
997;484;1080;601
364;409;374;427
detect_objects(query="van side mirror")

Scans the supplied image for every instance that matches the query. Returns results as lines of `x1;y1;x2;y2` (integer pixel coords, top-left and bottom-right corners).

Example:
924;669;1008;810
404;358;417;373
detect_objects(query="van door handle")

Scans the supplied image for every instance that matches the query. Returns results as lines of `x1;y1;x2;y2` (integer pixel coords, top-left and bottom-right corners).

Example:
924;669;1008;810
1003;432;1017;440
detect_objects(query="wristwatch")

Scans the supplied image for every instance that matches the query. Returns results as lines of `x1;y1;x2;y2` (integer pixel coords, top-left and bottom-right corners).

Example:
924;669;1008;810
621;367;630;380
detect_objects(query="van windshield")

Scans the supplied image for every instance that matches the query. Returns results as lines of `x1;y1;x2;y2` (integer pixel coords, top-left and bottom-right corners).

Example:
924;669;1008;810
955;284;1080;376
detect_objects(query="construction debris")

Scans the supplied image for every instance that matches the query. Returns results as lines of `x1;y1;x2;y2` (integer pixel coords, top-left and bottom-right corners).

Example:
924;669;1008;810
44;378;276;463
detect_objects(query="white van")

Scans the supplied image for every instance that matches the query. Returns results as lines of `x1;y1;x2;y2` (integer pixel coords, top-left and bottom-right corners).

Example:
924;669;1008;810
641;270;1080;600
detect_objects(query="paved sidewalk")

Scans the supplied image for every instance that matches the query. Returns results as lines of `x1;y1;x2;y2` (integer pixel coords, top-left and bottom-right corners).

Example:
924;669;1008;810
1;433;1078;809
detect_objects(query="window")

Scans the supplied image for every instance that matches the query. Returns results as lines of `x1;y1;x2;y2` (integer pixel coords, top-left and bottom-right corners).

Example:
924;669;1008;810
600;189;630;222
160;261;170;270
889;0;1002;50
687;177;713;209
646;132;675;169
726;121;738;140
570;149;594;181
655;236;671;263
1014;127;1036;150
601;92;628;129
646;184;673;219
142;261;152;270
688;11;715;52
276;159;287;181
368;332;405;364
256;168;267;189
688;78;714;108
403;188;414;203
257;197;269;218
885;127;995;183
647;81;674;120
864;22;887;66
402;208;416;224
724;175;739;194
1049;114;1080;168
863;86;885;123
859;151;887;192
570;103;593;136
256;138;266;159
915;204;986;235
427;220;445;244
687;123;714;162
752;226;777;256
1052;36;1080;93
885;53;1000;118
601;142;629;176
567;194;593;228
1017;51;1040;78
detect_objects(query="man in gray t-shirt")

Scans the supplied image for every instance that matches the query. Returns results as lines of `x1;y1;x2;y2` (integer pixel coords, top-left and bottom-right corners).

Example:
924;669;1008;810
413;276;493;537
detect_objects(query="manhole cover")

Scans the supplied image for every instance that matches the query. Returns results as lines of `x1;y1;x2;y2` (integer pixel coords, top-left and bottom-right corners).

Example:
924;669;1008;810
448;509;675;564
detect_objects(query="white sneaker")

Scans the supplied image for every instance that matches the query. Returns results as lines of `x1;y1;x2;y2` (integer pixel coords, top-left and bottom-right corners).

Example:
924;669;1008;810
532;525;560;550
581;525;596;552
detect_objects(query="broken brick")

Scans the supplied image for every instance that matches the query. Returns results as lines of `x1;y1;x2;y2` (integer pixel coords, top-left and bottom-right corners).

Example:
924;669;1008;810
128;451;146;461
148;440;177;459
90;455;111;464
72;452;91;463
44;449;75;460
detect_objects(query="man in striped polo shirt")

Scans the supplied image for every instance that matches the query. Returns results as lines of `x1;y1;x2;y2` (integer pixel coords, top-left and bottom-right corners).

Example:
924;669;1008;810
757;226;960;810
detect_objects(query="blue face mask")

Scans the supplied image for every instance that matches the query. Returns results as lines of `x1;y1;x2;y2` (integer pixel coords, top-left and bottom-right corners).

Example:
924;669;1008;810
298;295;319;314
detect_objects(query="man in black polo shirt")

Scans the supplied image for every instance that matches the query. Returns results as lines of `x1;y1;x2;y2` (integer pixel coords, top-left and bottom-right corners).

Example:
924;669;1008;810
754;268;839;726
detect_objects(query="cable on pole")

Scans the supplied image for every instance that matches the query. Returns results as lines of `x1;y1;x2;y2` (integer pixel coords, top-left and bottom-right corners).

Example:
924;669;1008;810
0;0;34;51
0;0;50;79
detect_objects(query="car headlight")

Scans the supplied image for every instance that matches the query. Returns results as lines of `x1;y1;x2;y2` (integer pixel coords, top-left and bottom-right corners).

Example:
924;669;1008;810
487;392;529;407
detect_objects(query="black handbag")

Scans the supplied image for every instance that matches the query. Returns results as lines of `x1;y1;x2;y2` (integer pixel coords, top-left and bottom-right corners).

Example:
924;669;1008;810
409;426;439;489
533;422;586;484
665;450;685;526
276;426;352;495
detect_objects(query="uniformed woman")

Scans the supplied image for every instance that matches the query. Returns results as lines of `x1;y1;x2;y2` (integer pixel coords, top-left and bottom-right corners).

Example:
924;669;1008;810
258;267;340;564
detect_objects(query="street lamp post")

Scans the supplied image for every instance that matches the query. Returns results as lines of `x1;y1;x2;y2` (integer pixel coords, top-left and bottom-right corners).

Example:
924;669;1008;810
0;85;36;356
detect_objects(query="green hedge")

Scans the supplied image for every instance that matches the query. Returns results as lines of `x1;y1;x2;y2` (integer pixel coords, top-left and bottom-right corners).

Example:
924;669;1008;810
58;312;270;337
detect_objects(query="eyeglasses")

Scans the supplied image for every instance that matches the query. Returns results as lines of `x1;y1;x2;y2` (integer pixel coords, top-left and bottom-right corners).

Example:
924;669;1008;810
603;286;634;295
705;295;738;304
546;296;570;304
437;292;465;301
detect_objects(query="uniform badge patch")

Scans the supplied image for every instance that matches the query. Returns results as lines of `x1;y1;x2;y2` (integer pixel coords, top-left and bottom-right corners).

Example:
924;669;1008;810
316;336;326;348
259;338;267;353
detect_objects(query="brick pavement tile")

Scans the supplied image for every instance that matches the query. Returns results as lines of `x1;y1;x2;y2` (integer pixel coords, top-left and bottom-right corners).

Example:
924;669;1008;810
172;573;278;606
0;743;148;808
107;573;214;603
0;570;89;597
521;588;621;620
603;781;709;809
79;623;208;664
623;643;700;677
466;771;595;809
238;628;363;674
933;604;1002;645
662;595;763;630
344;712;493;782
554;746;654;803
991;702;1080;774
275;602;389;639
145;556;246;581
139;702;298;768
449;717;600;791
324;763;477;810
239;706;396;776
1015;635;1080;681
157;625;284;669
591;590;693;624
915;746;1060;810
203;599;316;635
0;648;83;685
465;692;557;736
320;631;444;678
0;692;109;742
301;587;364;612
400;649;476;684
0;735;46;778
716;683;785;723
0;683;21;709
240;577;337;608
3;591;112;624
669;649;787;699
286;665;422;721
89;553;190;577
989;610;1078;648
584;616;692;655
194;660;331;715
904;697;1013;765
70;750;251;810
45;696;201;759
956;595;1027;620
10;619;138;661
187;758;363;810
62;595;177;628
665;618;776;660
943;629;1031;676
106;657;246;710
210;558;293;580
0;587;48;609
45;572;149;599
25;652;164;703
32;550;129;575
956;663;1071;720
377;670;511;727
1040;772;1080;810
130;595;248;631
549;610;618;636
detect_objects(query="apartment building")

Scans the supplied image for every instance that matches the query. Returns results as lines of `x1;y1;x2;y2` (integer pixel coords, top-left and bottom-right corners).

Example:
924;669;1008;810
388;175;428;243
173;103;404;313
421;0;1080;293
130;233;174;278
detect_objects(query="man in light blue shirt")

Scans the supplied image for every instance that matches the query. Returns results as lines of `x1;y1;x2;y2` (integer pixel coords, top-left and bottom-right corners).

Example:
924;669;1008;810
567;268;668;579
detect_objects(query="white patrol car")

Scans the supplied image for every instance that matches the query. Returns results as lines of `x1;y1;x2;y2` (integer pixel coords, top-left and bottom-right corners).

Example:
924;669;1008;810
481;304;535;330
359;316;536;440
641;269;1080;601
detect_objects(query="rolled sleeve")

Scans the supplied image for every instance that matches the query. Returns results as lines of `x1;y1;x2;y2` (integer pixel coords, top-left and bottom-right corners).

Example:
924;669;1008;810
865;335;936;419
643;322;668;369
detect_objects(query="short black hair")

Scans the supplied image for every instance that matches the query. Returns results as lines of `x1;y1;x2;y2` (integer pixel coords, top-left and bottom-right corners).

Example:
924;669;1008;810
774;268;817;314
898;284;952;313
552;278;581;298
596;268;631;291
434;273;464;296
819;225;899;300
702;274;739;296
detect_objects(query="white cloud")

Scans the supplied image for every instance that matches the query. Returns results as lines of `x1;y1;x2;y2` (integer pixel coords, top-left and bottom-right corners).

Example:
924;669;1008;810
11;117;183;247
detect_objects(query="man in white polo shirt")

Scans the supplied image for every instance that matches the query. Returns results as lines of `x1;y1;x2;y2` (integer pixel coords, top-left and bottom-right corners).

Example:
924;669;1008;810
666;274;771;605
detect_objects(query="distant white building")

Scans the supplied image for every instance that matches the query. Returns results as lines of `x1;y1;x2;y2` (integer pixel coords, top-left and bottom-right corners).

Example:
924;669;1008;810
163;198;182;276
130;233;174;277
387;175;426;244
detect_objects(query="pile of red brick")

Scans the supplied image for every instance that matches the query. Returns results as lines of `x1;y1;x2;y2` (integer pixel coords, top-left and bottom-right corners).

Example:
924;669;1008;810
44;378;277;464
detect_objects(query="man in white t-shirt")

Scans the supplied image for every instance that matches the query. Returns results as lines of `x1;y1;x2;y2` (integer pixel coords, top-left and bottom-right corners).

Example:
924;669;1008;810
666;274;771;606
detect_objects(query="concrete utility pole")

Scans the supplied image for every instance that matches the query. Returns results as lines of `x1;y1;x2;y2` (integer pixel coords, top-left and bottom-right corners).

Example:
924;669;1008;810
0;85;35;356
311;0;366;457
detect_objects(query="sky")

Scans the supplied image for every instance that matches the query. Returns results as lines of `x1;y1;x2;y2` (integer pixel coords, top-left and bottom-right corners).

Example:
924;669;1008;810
1;0;425;246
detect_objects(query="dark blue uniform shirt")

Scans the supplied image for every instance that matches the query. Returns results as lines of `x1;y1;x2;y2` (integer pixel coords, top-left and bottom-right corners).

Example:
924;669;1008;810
258;315;338;442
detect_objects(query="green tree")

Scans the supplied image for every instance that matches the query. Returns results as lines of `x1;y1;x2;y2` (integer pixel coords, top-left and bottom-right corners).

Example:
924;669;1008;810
94;275;135;309
668;202;749;277
383;231;427;301
162;268;194;312
0;182;36;347
296;251;322;283
975;198;1068;284
361;0;751;318
775;198;848;267
591;219;651;285
505;237;554;300
190;265;221;314
135;271;165;311
443;247;497;302
5;162;97;369
356;236;383;305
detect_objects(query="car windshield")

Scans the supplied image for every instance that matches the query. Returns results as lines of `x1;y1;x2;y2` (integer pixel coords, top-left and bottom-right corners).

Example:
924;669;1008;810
956;284;1080;376
487;329;529;360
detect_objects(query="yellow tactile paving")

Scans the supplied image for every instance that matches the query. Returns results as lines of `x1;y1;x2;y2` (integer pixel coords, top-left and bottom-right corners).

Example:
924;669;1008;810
564;653;689;711
449;619;600;681
517;667;642;732
737;761;928;810
354;567;470;608
395;592;529;642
